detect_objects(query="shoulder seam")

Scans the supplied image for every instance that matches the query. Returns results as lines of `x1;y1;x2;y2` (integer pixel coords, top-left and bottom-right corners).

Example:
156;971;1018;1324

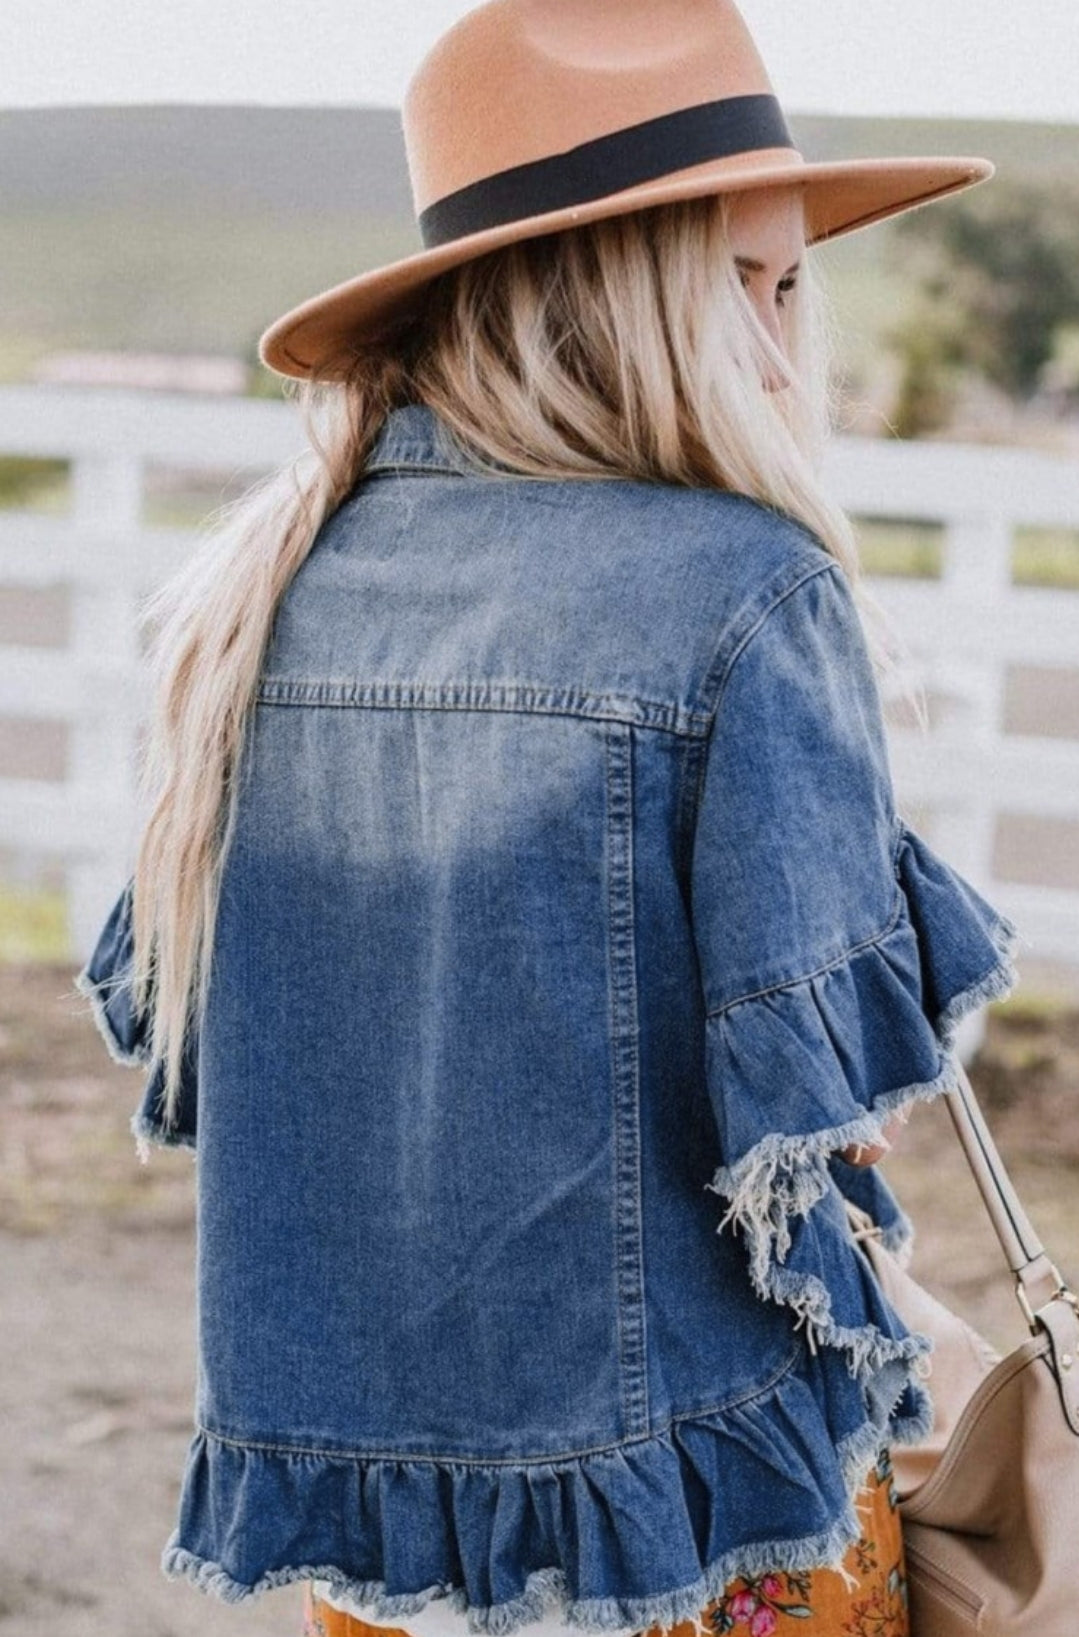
702;555;842;728
688;556;842;833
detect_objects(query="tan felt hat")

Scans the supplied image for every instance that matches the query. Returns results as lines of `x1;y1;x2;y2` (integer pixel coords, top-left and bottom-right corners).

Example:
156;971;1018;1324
258;0;994;381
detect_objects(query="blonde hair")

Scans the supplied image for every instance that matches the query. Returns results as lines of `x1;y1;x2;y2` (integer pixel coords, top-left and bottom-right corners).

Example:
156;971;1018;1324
120;187;925;1131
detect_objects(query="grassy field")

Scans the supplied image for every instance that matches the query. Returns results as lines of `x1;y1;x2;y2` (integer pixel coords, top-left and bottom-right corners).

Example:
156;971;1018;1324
0;207;419;374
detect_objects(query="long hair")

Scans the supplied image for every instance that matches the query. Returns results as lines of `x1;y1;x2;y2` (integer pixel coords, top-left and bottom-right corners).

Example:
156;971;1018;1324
121;186;926;1131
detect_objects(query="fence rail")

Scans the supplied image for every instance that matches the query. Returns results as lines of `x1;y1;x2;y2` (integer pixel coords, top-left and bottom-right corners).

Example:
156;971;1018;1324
3;385;1077;1059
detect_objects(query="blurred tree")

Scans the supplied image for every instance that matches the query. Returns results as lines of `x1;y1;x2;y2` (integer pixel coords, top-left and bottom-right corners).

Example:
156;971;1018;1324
887;296;968;439
883;176;1079;436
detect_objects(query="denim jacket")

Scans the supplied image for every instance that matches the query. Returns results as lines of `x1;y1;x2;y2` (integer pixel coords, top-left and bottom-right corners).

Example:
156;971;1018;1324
76;402;1022;1634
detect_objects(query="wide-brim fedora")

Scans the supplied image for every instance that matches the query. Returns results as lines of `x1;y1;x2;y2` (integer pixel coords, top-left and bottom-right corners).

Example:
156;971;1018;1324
258;0;994;382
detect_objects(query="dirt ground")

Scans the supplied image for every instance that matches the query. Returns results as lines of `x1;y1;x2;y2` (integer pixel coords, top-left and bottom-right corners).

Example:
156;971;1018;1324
2;962;1078;1637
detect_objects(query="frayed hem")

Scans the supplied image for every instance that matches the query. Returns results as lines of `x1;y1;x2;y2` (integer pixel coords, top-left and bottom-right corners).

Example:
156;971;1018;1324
704;914;1022;1357
705;1047;965;1271
936;914;1023;1053
157;1343;924;1634
73;965;152;1069
702;1089;943;1384
762;1260;932;1383
161;1494;877;1634
876;1200;916;1268
130;1106;196;1165
886;1371;936;1447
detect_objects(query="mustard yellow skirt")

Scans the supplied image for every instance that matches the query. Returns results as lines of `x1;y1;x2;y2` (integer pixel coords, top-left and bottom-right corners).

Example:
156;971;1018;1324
302;1446;909;1637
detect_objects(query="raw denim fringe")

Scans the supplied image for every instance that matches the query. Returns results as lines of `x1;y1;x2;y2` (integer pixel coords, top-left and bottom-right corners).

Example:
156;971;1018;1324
705;914;1022;1369
157;1371;934;1630
72;963;152;1068
74;964;194;1163
130;1106;196;1164
160;1432;877;1633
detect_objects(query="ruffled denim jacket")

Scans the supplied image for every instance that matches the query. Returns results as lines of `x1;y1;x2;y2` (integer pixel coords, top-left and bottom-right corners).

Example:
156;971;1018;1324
76;402;1022;1635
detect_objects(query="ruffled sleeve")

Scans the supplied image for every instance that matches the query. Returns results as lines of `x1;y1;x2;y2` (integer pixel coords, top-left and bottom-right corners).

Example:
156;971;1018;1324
74;877;198;1159
689;557;1022;1370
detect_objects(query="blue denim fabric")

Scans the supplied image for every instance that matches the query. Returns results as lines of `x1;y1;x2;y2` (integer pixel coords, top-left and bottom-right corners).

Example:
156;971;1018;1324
76;402;1022;1634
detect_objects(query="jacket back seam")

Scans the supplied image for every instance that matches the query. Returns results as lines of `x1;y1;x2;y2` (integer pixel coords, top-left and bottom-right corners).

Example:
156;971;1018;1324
605;720;650;1436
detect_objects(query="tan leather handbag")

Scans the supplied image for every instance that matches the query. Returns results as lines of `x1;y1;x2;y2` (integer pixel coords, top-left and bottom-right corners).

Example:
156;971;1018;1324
845;1055;1079;1635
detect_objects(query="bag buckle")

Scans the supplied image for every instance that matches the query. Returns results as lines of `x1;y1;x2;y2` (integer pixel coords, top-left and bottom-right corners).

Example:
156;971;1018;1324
1015;1263;1079;1333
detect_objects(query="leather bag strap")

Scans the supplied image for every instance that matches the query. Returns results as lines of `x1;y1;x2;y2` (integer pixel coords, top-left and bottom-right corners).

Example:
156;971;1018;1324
944;1057;1078;1332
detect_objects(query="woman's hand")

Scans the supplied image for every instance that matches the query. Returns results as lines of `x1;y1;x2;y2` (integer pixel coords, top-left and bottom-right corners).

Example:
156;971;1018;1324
838;1106;911;1167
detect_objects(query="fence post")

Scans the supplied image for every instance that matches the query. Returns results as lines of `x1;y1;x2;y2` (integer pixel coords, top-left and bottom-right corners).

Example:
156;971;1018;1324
933;508;1015;1061
67;452;146;960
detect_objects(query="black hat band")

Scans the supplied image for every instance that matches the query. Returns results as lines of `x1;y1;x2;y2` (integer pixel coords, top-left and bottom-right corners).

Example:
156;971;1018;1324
417;93;796;249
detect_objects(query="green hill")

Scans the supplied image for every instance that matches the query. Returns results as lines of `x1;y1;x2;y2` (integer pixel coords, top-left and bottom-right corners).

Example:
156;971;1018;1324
0;105;1073;381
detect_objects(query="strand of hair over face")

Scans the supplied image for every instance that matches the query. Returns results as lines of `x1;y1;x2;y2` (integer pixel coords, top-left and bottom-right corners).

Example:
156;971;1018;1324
120;190;928;1135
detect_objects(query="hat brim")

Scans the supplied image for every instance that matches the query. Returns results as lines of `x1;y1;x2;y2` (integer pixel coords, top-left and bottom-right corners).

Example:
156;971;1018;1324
258;153;994;381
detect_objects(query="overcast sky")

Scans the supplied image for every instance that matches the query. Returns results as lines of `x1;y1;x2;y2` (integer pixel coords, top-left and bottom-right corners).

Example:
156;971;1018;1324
5;0;1079;123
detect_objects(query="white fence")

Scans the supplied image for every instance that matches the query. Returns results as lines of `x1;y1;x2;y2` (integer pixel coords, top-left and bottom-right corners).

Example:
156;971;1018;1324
2;385;1078;1054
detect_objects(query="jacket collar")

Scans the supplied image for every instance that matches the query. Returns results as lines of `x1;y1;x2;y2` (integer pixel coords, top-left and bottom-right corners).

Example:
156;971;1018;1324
365;401;544;479
364;402;471;477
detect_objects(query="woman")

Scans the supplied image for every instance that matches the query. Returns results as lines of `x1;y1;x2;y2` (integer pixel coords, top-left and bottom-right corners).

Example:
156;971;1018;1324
74;3;1021;1637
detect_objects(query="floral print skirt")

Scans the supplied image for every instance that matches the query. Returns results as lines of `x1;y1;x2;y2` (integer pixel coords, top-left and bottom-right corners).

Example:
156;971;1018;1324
302;1446;908;1637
